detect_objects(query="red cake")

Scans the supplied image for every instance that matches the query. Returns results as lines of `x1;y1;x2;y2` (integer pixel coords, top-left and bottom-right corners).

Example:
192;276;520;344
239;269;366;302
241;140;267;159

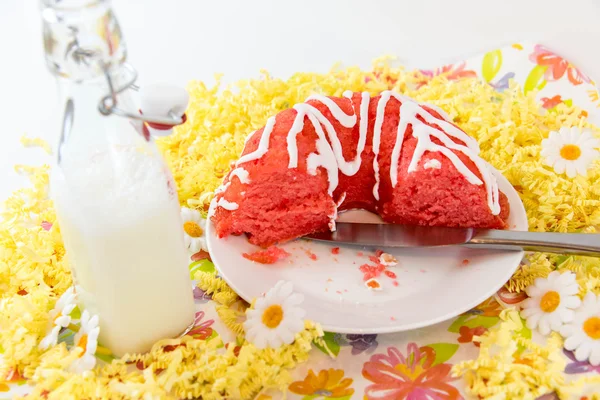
209;90;510;247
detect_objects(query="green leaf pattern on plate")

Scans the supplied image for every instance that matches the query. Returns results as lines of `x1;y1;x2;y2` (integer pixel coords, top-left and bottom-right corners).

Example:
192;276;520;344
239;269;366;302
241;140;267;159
524;64;548;94
482;49;503;82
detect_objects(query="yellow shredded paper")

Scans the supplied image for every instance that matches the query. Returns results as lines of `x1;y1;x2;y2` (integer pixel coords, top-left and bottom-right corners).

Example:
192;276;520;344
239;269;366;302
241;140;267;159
1;58;599;399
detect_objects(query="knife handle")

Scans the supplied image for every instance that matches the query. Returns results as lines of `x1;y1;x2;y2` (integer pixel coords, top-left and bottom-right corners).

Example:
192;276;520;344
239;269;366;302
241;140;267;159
467;229;600;257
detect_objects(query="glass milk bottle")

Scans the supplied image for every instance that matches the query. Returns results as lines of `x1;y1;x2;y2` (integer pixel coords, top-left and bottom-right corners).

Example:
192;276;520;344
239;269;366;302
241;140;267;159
41;0;195;356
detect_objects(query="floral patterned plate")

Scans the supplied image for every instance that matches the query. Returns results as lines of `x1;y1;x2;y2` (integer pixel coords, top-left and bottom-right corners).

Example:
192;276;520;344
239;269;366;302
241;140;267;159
207;167;528;333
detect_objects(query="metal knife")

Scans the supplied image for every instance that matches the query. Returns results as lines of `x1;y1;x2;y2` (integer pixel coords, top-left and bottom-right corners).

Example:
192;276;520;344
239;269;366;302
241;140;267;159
305;223;600;257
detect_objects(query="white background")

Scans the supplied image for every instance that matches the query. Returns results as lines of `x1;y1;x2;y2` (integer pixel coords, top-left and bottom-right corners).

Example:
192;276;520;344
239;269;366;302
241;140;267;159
1;0;600;201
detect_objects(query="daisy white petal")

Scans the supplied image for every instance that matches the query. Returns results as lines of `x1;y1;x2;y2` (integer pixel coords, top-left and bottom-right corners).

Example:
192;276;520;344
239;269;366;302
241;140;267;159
252;334;267;349
563;331;583;350
278;327;295;344
563;296;582;308
525;312;542;329
538;319;551;335
590;346;600;366
525;285;543;298
575;342;592;362
283;293;304;308
583;292;597;307
39;325;61;350
520;306;538;318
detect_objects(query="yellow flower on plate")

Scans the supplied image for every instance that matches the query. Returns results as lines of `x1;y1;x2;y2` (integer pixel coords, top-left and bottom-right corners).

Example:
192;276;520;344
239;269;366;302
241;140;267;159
561;292;600;366
540;127;600;178
244;281;305;349
181;207;207;253
521;271;581;335
39;286;77;350
70;310;100;373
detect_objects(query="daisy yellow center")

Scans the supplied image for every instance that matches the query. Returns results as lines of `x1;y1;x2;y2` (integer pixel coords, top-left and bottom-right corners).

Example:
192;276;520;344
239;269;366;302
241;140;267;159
183;221;203;238
583;317;600;340
560;144;582;161
262;305;284;329
76;334;88;357
539;291;560;313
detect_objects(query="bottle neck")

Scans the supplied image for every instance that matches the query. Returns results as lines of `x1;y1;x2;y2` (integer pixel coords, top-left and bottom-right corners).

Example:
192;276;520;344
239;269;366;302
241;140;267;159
40;0;126;81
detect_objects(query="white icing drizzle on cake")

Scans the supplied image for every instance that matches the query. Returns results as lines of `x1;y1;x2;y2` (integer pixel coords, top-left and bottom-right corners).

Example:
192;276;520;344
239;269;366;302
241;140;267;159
423;159;442;169
216;90;501;217
216;198;239;211
229;167;250;184
207;167;250;216
288;92;370;179
235;117;276;167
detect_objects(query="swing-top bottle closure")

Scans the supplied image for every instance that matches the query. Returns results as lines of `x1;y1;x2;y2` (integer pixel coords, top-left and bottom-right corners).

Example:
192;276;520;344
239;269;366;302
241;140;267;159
41;0;188;143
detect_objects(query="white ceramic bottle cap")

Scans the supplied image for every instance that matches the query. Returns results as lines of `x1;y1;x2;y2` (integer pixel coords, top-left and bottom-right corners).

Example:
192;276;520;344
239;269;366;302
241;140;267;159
139;83;190;137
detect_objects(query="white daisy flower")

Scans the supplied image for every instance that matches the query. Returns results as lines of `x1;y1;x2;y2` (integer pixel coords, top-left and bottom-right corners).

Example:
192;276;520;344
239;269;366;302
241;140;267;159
70;310;100;373
181;207;207;253
540;127;600;178
244;281;305;349
39;286;77;350
561;292;600;366
520;271;581;335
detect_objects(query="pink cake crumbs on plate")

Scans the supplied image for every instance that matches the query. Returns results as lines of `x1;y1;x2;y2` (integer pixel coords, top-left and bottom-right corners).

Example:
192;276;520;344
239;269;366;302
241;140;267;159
331;247;340;255
384;270;397;279
359;263;386;281
242;246;291;264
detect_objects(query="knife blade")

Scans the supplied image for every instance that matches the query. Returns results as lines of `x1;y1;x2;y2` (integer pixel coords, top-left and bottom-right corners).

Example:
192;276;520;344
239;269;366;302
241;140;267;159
305;222;600;257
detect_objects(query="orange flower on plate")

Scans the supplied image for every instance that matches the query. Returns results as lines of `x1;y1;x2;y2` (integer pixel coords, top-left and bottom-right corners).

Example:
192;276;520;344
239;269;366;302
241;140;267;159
362;344;461;400
540;95;564;109
289;368;354;399
529;45;590;86
457;325;487;347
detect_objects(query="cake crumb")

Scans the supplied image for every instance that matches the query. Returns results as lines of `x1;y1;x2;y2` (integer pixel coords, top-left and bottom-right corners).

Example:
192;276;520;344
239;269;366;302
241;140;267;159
462;259;470;266
420;269;427;273
360;263;386;281
327;278;333;283
379;252;398;266
392;280;399;287
384;270;397;279
242;246;291;264
365;278;382;291
336;290;342;294
390;316;396;321
357;251;364;257
304;249;318;261
331;247;340;255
